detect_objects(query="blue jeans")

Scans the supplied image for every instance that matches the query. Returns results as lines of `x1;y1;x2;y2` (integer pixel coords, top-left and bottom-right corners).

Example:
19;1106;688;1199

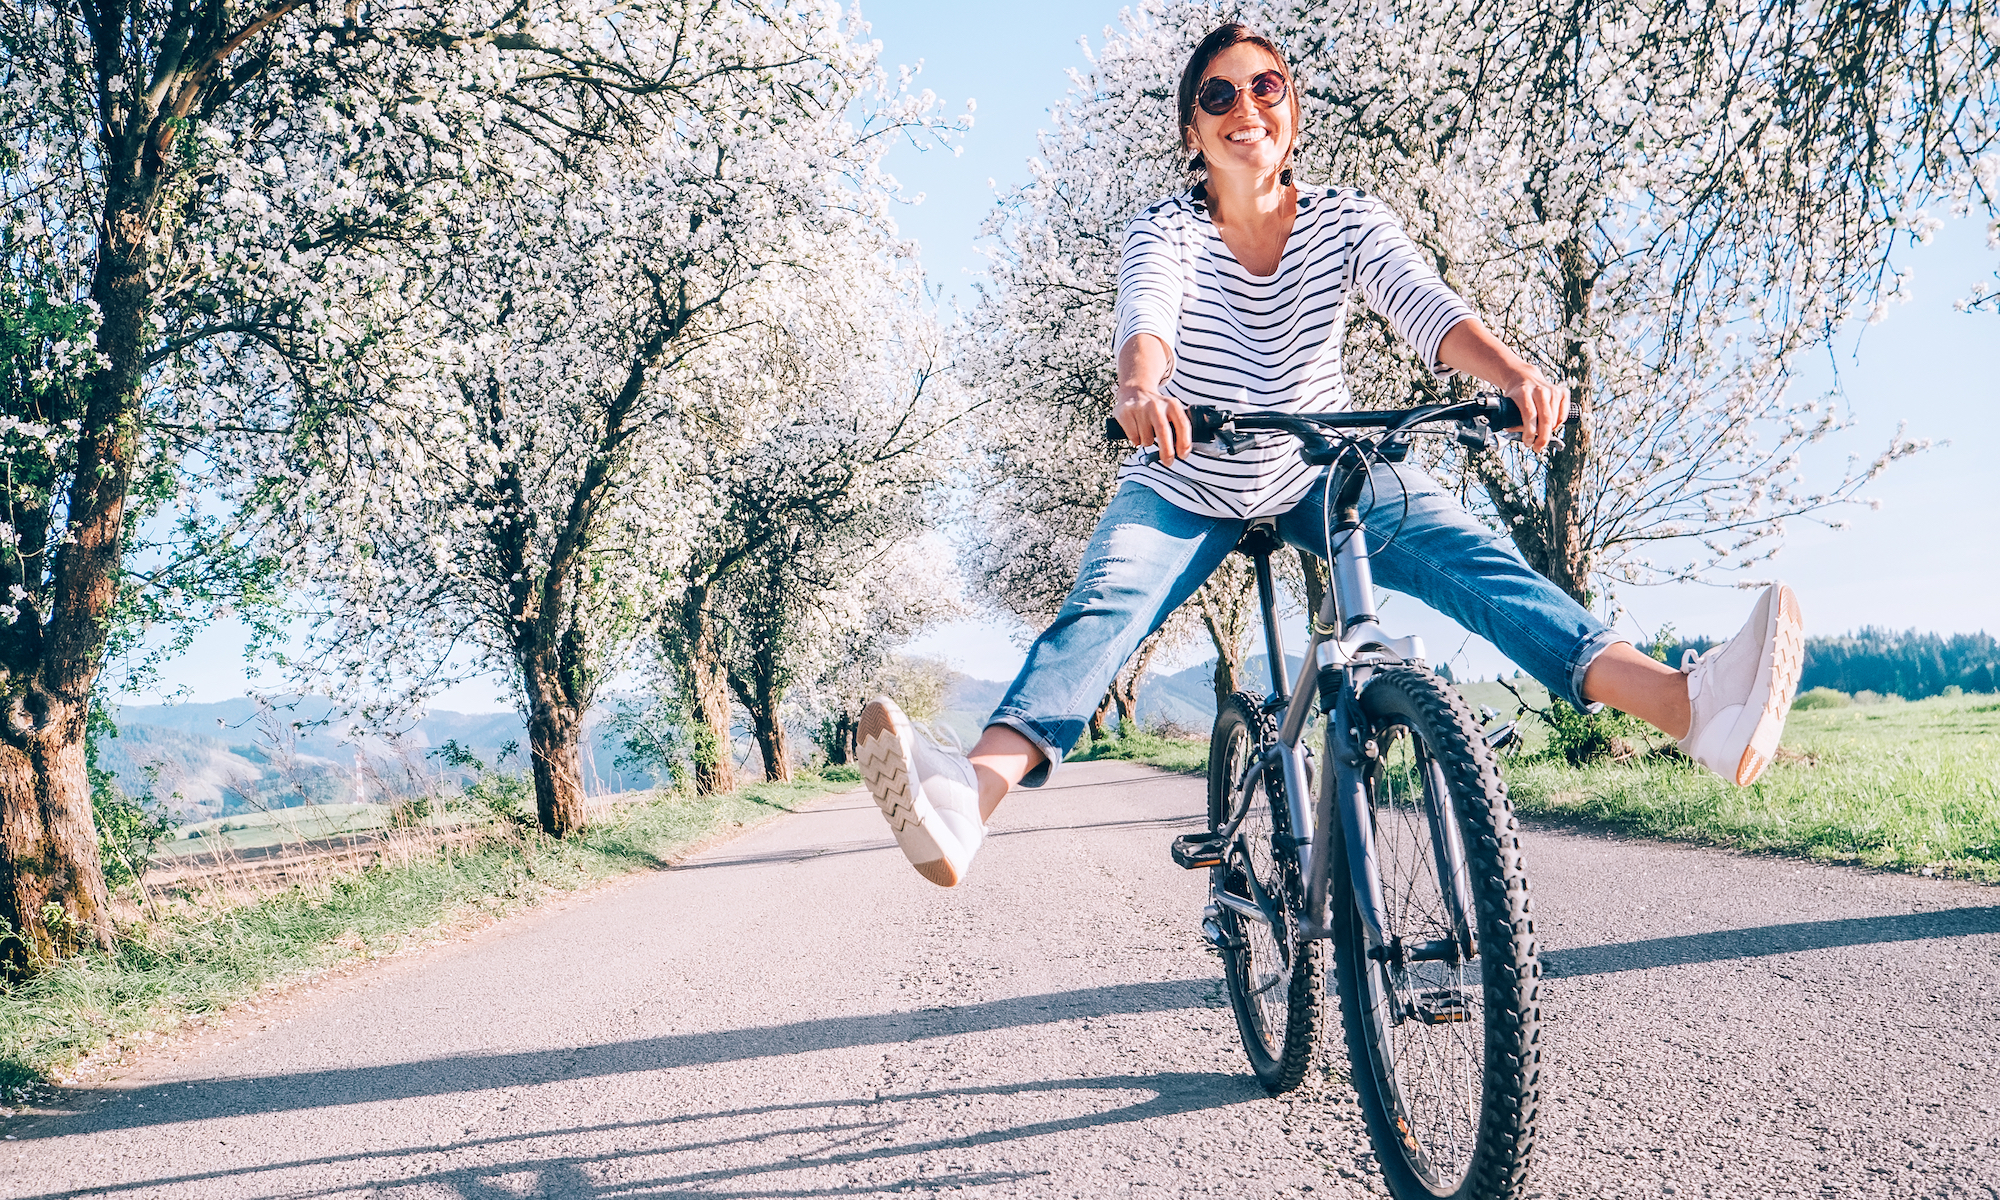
989;470;1622;785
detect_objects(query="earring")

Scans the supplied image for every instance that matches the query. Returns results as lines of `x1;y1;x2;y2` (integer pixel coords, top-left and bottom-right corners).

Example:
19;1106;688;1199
1280;167;1294;186
1191;179;1208;202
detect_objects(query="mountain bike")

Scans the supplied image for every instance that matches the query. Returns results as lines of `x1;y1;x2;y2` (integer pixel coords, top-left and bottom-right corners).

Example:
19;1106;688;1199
1110;397;1543;1200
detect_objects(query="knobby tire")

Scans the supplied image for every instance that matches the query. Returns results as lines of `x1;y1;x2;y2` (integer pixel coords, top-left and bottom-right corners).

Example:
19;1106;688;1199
1330;667;1541;1199
1209;692;1325;1094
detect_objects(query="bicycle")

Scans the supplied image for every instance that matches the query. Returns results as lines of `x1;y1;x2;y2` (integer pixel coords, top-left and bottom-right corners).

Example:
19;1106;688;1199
1109;396;1543;1200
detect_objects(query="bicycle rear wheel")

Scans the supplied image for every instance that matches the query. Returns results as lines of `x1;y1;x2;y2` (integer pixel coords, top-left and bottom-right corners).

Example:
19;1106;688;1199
1208;691;1324;1093
1330;667;1540;1199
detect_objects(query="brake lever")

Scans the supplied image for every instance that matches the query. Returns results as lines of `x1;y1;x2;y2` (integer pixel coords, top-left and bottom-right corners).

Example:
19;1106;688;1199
1458;415;1567;452
1500;427;1566;450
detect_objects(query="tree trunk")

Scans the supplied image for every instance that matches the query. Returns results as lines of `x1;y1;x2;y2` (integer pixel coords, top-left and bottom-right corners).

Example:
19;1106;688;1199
1089;691;1114;742
1542;233;1598;605
747;706;791;783
669;583;736;796
1196;564;1256;712
0;721;113;970
1477;232;1598;608
1111;628;1168;730
523;667;588;837
820;711;857;765
1298;549;1328;626
0;186;155;969
725;600;793;784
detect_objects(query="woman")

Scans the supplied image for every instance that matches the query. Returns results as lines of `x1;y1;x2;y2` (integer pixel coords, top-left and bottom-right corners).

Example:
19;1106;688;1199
858;23;1803;888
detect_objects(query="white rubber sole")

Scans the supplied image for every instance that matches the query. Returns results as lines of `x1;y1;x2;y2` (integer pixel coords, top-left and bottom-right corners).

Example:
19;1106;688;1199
856;699;964;887
1728;584;1805;786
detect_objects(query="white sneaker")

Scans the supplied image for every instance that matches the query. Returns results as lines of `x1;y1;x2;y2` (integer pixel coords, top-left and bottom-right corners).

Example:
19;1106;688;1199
1677;583;1805;786
856;697;985;887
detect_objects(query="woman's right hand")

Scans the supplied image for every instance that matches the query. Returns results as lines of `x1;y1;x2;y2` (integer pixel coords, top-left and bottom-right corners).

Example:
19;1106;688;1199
1115;334;1190;465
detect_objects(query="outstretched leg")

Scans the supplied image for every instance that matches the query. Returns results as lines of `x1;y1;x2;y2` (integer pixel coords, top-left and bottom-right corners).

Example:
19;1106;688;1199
859;481;1242;886
1277;464;1804;786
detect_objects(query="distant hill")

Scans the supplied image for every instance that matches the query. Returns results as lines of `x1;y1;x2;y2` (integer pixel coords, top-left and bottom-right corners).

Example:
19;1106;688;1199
96;698;641;821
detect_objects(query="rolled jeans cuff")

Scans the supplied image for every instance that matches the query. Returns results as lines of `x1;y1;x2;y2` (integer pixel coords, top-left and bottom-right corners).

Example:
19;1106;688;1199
985;712;1065;788
1566;630;1627;713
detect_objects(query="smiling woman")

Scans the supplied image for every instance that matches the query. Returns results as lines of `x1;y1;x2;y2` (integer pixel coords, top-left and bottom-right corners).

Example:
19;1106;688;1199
855;17;1807;897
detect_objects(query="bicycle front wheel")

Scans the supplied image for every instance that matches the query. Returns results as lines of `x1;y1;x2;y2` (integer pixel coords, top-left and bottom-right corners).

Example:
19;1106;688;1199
1209;691;1324;1094
1331;667;1540;1199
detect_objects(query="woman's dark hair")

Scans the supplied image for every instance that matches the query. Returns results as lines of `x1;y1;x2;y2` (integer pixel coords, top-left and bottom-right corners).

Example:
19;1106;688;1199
1177;23;1301;185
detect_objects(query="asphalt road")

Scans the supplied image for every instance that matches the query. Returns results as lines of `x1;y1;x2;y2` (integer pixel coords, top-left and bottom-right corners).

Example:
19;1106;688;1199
5;760;1997;1199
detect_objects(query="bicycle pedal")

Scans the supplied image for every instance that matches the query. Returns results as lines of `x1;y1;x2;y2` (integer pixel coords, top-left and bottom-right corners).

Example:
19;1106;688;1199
1414;988;1471;1025
1170;834;1226;870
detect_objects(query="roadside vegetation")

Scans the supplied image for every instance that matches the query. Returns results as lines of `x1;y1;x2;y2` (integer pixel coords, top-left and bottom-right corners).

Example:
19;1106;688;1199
1075;690;2000;883
1071;722;1210;775
0;772;852;1095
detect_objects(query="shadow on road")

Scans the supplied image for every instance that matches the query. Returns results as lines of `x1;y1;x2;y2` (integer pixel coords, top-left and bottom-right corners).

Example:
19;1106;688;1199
20;978;1225;1140
15;1071;1261;1200
1541;905;2000;978
673;811;1203;873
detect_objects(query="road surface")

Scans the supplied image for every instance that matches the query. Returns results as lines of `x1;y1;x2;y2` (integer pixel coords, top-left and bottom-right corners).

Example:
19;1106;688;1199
5;759;1997;1198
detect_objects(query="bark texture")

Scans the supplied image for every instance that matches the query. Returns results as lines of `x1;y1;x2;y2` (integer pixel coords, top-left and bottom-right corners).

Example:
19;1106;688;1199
1195;563;1258;715
1089;692;1114;743
1110;628;1169;729
0;726;112;968
523;663;588;837
668;584;737;796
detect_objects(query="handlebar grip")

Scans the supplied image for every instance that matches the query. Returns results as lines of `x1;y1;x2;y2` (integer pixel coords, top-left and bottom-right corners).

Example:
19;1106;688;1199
1489;395;1525;430
1105;405;1233;445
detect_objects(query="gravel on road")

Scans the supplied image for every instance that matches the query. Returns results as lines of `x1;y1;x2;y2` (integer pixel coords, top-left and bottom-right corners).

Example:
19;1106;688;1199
4;759;1996;1199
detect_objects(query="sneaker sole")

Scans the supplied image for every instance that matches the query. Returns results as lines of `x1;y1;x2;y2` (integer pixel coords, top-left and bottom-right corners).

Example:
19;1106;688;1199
1734;584;1804;786
856;701;962;888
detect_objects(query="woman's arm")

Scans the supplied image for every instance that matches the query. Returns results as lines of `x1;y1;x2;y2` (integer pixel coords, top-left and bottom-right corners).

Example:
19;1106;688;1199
1437;319;1568;453
1114;333;1192;466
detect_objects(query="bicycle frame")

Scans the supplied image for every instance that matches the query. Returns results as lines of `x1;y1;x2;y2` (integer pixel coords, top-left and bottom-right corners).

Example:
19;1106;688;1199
1199;401;1516;957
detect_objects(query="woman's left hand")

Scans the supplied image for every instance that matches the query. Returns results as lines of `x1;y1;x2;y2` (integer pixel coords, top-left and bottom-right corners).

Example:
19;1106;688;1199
1437;319;1569;453
1503;369;1568;454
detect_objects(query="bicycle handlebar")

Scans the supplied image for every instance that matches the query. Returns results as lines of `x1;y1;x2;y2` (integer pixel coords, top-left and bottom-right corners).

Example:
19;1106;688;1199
1103;394;1534;448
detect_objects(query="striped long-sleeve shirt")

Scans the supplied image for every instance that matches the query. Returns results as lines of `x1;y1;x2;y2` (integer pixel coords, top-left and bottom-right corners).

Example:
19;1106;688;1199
1113;186;1476;518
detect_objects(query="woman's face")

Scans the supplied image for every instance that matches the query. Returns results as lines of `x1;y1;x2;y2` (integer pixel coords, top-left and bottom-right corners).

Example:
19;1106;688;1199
1187;42;1294;180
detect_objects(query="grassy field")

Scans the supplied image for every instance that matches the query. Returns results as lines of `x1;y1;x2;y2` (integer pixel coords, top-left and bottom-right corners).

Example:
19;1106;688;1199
0;774;848;1094
159;802;449;856
1506;692;2000;880
1075;691;2000;882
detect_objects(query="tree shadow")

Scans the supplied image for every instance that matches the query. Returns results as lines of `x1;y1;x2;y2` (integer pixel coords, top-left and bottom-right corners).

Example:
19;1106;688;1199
17;1069;1260;1200
20;978;1225;1138
1540;905;2000;978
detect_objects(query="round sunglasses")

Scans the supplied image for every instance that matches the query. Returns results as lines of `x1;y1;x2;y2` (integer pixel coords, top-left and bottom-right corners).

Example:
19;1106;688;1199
1196;70;1288;117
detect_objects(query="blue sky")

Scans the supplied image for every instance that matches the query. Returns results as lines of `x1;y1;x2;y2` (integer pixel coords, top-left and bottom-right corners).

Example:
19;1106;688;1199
137;1;1997;707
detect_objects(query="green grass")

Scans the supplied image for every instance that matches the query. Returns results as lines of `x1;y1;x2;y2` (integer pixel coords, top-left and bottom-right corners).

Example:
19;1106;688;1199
1506;693;2000;881
0;775;847;1094
1070;725;1211;774
1067;693;2000;884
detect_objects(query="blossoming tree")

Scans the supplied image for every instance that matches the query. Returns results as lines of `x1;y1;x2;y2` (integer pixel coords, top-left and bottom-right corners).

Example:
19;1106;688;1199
0;0;759;964
240;1;963;830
